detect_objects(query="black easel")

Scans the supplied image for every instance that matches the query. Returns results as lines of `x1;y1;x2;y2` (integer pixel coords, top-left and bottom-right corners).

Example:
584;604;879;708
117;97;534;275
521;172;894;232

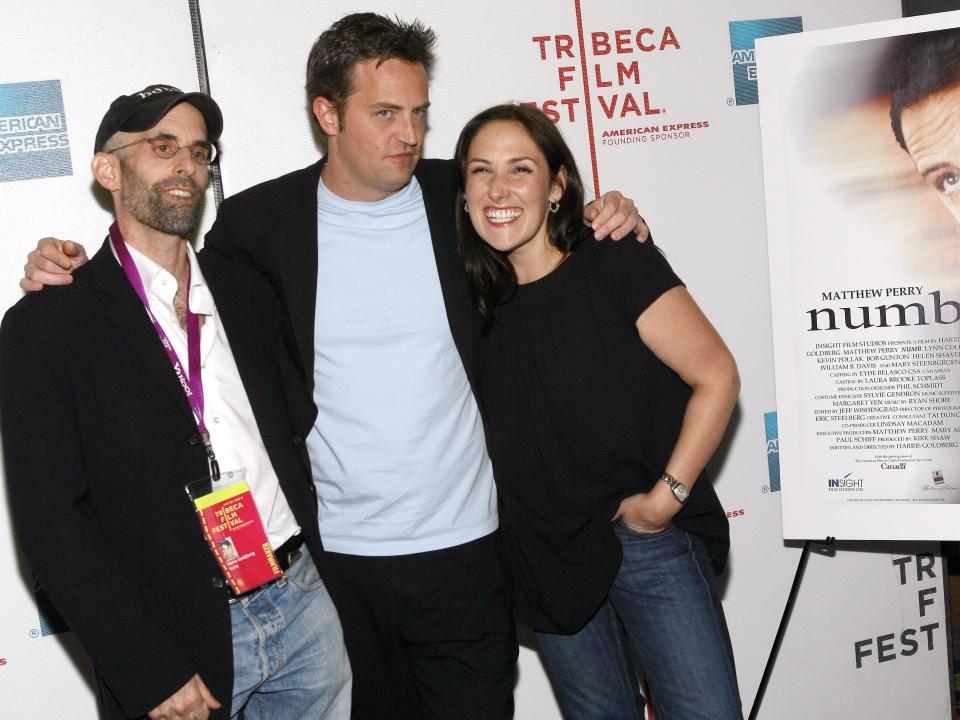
748;537;836;720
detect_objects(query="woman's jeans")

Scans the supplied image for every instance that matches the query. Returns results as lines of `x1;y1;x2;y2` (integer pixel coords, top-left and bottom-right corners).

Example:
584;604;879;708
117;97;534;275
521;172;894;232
535;523;743;720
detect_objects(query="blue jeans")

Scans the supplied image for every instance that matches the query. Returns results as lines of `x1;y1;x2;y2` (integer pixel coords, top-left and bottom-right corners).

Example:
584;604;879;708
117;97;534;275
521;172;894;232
230;547;352;719
536;523;742;720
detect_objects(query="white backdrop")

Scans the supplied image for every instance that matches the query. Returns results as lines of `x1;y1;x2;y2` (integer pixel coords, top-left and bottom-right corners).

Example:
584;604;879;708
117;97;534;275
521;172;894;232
0;2;952;718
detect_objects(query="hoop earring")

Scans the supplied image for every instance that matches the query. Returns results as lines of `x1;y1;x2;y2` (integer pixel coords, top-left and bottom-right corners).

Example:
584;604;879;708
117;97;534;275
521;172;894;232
548;200;560;214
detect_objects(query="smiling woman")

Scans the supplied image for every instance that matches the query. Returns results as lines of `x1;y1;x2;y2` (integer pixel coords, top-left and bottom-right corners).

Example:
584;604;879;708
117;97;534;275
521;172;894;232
462;119;565;282
455;106;589;326
453;104;744;719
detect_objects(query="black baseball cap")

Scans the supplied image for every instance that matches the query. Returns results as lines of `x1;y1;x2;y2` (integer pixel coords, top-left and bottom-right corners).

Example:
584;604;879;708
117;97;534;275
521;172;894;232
94;84;224;153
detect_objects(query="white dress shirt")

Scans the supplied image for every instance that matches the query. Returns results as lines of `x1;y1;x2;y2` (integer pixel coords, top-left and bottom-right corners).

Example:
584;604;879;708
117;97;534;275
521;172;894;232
116;241;300;550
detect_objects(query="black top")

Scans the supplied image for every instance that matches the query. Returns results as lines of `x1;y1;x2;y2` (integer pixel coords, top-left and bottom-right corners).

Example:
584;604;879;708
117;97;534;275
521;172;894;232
479;236;729;633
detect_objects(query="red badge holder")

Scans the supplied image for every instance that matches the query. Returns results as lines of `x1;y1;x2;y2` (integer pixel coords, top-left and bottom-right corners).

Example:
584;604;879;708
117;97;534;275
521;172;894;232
186;470;282;594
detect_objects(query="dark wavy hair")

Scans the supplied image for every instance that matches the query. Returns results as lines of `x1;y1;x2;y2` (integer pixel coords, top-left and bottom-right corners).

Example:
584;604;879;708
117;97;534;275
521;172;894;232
454;104;591;331
306;13;436;130
891;28;960;151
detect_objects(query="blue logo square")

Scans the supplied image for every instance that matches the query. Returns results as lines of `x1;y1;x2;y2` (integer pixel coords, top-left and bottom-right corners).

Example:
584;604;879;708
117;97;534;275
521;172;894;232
0;80;72;183
764;411;780;493
729;17;804;106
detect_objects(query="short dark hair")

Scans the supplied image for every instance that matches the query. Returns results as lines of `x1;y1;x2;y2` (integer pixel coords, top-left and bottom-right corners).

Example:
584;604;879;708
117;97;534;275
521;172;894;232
453;104;591;331
890;28;960;151
306;13;436;127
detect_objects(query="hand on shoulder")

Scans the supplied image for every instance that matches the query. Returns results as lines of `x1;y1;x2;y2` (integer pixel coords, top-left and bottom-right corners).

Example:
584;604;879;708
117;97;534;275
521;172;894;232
20;238;88;292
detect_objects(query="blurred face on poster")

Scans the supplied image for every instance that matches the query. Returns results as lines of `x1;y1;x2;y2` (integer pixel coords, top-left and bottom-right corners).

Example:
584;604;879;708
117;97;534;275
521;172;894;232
900;80;960;225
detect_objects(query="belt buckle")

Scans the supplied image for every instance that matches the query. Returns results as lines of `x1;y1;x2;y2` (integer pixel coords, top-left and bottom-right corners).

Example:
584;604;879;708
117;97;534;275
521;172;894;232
227;536;302;603
274;534;304;572
278;548;302;571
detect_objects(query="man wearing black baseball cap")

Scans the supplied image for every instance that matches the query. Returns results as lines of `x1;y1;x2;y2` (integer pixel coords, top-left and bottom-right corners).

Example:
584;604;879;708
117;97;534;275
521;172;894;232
0;85;351;720
94;84;224;154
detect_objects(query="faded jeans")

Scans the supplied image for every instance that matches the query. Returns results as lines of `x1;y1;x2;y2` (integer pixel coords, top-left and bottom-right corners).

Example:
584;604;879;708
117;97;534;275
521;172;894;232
230;547;352;719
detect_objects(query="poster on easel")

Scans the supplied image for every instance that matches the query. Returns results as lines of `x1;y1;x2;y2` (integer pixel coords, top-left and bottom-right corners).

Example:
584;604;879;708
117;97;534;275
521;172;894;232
759;11;960;540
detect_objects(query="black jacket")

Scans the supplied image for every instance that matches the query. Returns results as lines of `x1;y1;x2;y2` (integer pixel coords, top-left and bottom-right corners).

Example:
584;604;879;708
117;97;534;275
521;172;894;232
0;241;322;719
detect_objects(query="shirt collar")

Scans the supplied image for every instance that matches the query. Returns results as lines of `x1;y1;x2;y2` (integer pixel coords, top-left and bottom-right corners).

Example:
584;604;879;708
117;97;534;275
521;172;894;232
110;240;215;317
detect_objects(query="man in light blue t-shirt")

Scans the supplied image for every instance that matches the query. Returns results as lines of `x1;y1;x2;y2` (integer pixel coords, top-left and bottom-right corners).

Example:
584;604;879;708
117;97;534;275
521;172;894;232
23;13;645;720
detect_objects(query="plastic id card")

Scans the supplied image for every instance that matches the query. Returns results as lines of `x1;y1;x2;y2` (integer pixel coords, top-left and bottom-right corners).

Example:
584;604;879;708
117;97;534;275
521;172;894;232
186;470;282;594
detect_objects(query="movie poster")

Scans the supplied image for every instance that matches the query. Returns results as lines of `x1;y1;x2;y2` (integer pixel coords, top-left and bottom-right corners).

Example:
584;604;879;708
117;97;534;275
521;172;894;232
759;12;960;539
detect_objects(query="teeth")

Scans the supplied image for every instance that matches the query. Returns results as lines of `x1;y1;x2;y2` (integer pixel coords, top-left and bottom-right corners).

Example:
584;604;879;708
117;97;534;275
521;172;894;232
486;209;521;223
167;189;191;198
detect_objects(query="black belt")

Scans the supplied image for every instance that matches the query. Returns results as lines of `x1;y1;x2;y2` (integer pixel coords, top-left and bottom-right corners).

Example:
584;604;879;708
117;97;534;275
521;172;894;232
228;534;304;602
274;533;304;572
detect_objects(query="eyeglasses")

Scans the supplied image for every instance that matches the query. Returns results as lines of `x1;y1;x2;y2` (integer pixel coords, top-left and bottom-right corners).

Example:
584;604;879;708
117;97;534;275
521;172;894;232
106;135;218;166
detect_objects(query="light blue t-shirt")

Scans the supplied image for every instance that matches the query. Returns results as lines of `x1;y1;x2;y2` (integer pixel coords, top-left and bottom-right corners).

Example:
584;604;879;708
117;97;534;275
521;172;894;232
307;176;497;555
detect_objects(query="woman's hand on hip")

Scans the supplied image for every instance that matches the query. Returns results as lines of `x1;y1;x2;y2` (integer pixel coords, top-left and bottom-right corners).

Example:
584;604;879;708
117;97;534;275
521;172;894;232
612;483;682;533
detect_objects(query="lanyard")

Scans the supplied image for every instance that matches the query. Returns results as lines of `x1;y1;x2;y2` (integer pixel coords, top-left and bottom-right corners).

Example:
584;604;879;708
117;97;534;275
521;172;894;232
109;222;220;480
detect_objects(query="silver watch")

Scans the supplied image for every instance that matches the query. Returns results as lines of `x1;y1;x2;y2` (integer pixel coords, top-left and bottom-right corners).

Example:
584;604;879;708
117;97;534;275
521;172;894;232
659;472;689;504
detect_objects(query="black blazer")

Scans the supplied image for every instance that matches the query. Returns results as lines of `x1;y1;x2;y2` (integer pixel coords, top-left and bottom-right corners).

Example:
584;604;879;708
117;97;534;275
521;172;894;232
0;241;322;719
202;158;481;397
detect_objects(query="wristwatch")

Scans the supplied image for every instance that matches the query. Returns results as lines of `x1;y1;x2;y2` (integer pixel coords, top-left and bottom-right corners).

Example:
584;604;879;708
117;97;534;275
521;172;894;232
659;472;689;505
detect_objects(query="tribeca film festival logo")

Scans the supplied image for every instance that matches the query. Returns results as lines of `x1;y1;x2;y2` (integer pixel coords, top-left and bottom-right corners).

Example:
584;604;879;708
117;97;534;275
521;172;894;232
728;17;803;106
527;22;710;150
0;79;72;183
855;553;941;669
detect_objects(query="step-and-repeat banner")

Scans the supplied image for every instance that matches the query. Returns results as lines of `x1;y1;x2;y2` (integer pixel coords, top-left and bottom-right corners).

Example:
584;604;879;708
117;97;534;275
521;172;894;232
0;2;952;718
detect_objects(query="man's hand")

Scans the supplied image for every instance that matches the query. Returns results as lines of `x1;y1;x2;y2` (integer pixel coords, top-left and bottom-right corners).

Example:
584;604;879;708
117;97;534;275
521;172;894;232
20;238;89;292
584;191;648;242
147;674;221;720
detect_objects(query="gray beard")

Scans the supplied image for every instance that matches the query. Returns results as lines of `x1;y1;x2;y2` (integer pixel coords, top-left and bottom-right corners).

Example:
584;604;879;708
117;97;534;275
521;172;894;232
119;162;202;237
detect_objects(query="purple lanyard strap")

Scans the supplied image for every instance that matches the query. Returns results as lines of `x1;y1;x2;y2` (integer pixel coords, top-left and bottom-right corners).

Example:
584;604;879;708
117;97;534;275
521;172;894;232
109;222;220;480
